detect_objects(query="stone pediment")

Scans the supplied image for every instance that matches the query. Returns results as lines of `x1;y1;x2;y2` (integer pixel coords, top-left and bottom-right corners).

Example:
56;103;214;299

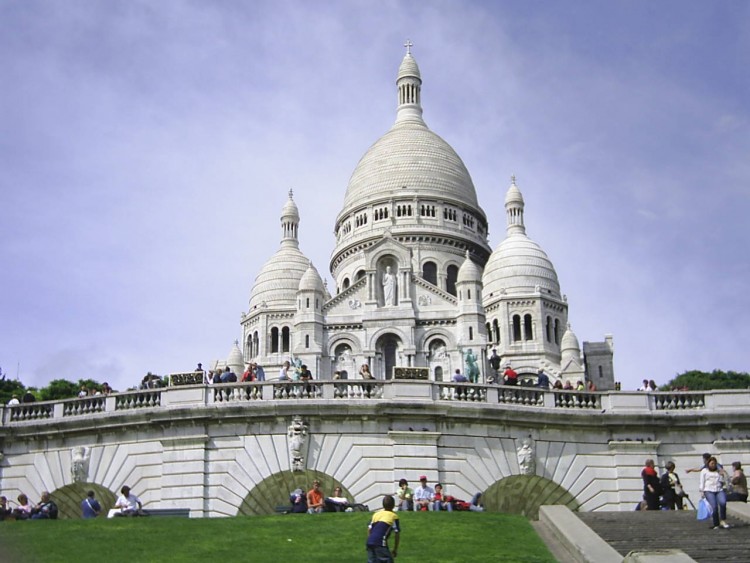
323;276;367;315
412;275;457;309
364;235;412;270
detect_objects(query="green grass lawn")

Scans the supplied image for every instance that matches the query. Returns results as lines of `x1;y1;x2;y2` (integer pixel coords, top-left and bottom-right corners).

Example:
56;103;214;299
0;511;556;563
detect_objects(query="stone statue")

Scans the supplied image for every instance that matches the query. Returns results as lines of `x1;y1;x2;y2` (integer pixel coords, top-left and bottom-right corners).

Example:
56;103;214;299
71;446;91;483
517;438;535;476
382;266;396;306
287;416;308;472
464;349;479;383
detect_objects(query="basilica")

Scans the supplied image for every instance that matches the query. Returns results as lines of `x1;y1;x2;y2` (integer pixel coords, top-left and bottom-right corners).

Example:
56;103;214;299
235;47;614;388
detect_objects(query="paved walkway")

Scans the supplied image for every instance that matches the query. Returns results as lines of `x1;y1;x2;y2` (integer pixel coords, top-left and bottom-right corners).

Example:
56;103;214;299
576;509;750;562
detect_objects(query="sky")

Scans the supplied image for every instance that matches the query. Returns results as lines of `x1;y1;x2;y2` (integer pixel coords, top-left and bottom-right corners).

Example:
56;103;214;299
1;1;748;392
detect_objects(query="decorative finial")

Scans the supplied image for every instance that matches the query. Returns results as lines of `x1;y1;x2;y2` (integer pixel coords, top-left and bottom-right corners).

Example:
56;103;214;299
288;188;294;199
404;39;413;55
234;339;239;346
511;174;516;185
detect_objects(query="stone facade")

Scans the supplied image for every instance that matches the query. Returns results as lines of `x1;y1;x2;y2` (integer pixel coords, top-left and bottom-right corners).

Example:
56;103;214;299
1;385;748;518
239;48;613;388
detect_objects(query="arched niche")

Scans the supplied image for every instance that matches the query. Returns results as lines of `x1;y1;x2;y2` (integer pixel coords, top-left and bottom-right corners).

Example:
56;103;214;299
238;470;354;516
482;475;578;519
50;482;116;520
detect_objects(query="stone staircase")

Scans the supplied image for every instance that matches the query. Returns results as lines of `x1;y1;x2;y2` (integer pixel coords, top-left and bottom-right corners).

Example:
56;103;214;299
576;509;750;562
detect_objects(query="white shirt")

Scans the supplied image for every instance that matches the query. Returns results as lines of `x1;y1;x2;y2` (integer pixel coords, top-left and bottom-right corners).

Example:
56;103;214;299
115;493;141;512
7;398;19;406
414;484;434;501
699;468;725;493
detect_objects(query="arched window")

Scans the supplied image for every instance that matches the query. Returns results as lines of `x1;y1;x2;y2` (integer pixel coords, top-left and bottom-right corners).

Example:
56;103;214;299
524;314;533;341
546;316;552;342
422;261;437;285
554;319;561;345
253;331;259;357
469;326;474;340
446;265;459;296
493;319;500;344
434;366;443;381
271;327;279;353
512;315;522;342
305;335;310;348
467;289;471;300
282;326;290;353
486;322;492;342
342;278;350;290
355;270;365;280
306;297;310;308
245;334;252;358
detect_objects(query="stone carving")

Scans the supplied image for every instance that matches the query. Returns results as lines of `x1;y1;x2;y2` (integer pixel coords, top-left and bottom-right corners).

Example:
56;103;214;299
418;294;432;306
71;446;91;483
382;266;396;306
517;437;535;476
348;298;362;309
287;416;308;472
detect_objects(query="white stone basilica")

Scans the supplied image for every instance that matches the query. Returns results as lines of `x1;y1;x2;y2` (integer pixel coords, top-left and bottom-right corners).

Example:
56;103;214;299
238;47;614;388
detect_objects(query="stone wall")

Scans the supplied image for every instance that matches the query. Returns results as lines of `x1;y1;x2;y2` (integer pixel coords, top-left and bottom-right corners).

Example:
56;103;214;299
1;383;748;518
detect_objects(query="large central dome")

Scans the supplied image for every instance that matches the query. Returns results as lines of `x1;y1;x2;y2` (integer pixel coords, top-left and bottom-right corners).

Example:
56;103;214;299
335;51;482;224
340;120;480;215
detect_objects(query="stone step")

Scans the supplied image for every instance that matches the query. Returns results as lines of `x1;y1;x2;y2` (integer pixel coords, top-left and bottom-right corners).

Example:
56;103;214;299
577;510;750;562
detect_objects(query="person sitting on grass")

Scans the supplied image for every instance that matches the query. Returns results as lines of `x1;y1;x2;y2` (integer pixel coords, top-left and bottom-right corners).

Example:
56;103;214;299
30;491;58;520
306;480;325;513
325;486;350;512
396;478;413;511
433;483;453;512
366;495;400;563
114;485;143;517
413;475;434;511
12;494;32;520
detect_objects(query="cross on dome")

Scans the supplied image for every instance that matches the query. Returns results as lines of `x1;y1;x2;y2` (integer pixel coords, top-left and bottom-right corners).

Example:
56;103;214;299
404;39;413;54
511;174;516;185
288;188;294;199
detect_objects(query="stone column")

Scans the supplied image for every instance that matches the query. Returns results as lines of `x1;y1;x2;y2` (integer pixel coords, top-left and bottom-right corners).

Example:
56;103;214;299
160;434;210;517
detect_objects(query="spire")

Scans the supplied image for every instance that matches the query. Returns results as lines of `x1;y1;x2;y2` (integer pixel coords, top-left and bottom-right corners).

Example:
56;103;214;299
396;40;424;124
280;189;300;248
504;175;526;236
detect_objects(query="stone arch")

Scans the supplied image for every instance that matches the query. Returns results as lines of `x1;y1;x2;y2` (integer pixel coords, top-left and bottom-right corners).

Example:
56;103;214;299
50;482;116;520
482;475;578;519
237;470;355;516
418;328;456;352
327;335;361;357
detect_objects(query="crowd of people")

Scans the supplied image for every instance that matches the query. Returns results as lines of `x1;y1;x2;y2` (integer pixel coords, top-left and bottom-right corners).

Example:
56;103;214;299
0;492;58;520
288;480;365;514
640;454;747;528
396;476;484;512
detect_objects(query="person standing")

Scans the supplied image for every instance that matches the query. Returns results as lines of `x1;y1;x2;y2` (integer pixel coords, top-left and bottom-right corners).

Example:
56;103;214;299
641;459;661;510
700;456;730;529
536;368;550;389
81;490;102;518
366;495;400;563
660;461;684;510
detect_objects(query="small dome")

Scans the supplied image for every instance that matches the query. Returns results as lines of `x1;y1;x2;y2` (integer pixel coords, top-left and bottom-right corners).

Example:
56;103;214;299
505;182;524;206
298;262;325;293
482;234;561;298
398;53;421;81
561;324;580;353
227;341;244;374
457;251;482;283
281;194;300;221
249;246;311;310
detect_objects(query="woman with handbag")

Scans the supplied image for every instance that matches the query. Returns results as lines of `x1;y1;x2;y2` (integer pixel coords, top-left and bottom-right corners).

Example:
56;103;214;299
699;456;730;529
660;461;685;510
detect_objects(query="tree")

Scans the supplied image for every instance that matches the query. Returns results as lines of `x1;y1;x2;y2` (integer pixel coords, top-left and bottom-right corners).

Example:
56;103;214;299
38;379;80;401
0;378;26;405
661;370;750;391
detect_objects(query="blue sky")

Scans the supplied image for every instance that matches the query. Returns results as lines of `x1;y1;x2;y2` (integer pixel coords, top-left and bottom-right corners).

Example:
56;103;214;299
1;1;748;391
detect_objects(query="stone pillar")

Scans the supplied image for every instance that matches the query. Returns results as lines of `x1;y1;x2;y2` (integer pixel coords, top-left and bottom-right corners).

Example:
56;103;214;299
160;435;210;517
389;430;441;487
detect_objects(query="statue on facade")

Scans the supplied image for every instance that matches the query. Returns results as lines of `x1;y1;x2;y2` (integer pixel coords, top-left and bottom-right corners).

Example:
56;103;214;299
71;446;91;483
464;349;479;383
382;266;396;306
287;416;308;472
516;437;535;476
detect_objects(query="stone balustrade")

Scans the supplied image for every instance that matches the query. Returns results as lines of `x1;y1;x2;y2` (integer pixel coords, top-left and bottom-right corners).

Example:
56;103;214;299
1;383;745;426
